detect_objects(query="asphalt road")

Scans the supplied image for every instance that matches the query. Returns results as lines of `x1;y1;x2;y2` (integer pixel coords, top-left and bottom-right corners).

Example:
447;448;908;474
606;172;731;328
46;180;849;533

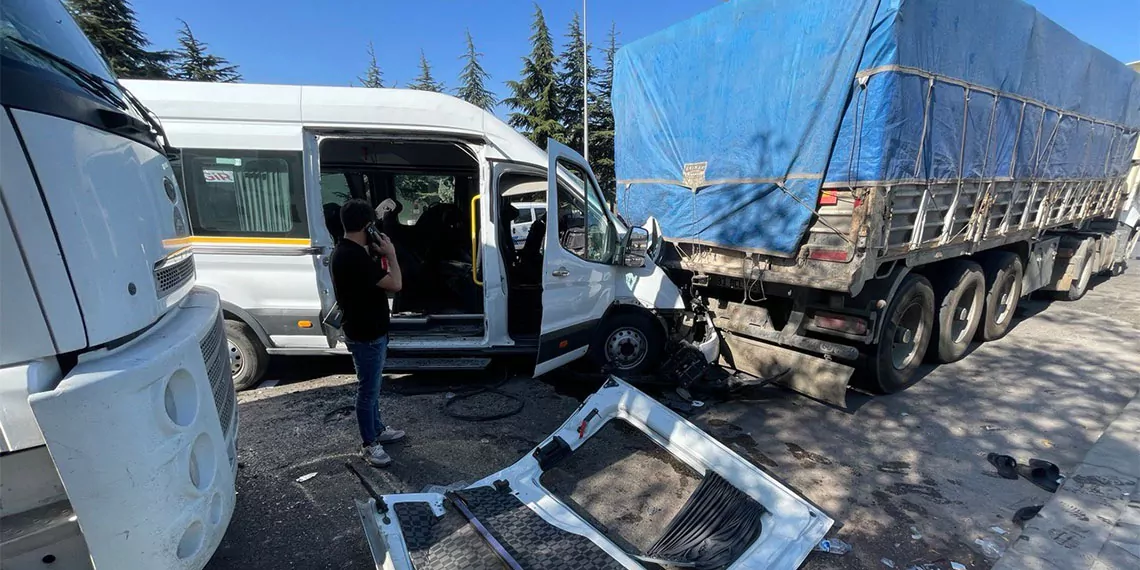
206;269;1140;570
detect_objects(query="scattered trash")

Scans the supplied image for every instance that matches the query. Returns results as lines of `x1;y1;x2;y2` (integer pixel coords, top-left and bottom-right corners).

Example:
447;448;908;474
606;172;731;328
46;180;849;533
813;538;853;554
444;392;456;399
881;557;896;568
910;525;923;540
691;400;705;408
1040;439;1054;448
295;472;317;483
986;453;1019;480
983;425;1005;431
900;412;910;417
1013;504;1043;526
950;563;967;570
974;537;1005;559
989;525;1008;536
480;438;490;444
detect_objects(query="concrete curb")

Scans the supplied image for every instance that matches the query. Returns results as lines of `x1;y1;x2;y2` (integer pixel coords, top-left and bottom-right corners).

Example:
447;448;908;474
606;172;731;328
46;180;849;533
993;389;1140;570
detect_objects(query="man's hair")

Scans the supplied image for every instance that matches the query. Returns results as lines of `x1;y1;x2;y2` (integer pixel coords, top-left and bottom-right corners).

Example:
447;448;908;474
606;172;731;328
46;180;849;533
340;199;375;233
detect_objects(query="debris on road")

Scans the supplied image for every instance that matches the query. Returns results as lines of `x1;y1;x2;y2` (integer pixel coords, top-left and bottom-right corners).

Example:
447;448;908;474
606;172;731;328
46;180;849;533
974;537;1005;559
910;525;922;540
295;472;317;483
882;557;896;568
989;525;1008;536
813;538;853;554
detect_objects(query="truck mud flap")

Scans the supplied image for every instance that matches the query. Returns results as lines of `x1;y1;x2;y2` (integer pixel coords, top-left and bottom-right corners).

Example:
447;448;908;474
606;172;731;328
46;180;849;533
356;378;833;569
720;331;854;408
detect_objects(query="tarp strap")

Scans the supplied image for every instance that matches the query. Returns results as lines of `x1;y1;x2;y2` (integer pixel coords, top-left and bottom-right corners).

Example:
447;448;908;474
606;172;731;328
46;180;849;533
855;64;1138;131
941;86;974;245
773;182;855;246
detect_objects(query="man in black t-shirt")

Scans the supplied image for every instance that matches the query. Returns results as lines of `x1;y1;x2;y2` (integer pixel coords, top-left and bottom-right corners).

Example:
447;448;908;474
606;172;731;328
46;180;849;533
330;200;404;467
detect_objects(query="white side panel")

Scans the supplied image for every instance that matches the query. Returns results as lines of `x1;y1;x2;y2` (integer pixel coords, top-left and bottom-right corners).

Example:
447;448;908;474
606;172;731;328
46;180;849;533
28;289;235;570
193;251;320;312
0;202;54;364
0;111;85;352
12;110;185;346
614;260;686;310
158;119;303;152
122;79;302;124
0;360;60;451
299;86;484;135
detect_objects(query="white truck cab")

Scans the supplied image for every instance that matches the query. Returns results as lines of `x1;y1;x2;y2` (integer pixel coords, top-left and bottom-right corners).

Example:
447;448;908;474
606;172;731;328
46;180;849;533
123;80;717;389
1;2;236;569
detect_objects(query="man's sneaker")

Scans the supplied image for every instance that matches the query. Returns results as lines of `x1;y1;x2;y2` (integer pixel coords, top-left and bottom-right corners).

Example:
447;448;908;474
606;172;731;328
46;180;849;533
361;443;392;467
374;427;405;444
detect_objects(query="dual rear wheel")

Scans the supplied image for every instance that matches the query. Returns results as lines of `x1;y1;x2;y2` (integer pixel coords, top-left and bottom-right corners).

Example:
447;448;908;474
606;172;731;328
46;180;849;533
867;253;1024;394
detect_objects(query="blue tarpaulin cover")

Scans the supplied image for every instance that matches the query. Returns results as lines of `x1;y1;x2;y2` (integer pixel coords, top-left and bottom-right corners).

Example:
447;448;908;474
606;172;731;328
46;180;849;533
614;0;1140;257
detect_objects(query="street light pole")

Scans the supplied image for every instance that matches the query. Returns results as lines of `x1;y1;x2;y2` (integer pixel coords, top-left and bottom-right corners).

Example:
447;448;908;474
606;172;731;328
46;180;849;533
583;0;589;161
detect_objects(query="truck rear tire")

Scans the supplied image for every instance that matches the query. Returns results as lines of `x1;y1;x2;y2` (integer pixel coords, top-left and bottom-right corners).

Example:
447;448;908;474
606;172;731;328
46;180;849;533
225;319;269;391
1062;241;1096;301
976;252;1023;342
868;274;934;393
590;312;664;375
927;260;984;364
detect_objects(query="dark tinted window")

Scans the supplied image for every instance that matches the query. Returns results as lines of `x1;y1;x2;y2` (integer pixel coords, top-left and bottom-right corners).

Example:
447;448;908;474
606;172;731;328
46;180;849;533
177;149;308;238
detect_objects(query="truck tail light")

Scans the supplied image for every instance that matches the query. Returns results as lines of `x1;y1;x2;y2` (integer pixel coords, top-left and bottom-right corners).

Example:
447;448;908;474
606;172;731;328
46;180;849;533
819;191;839;206
812;312;868;335
808;248;851;262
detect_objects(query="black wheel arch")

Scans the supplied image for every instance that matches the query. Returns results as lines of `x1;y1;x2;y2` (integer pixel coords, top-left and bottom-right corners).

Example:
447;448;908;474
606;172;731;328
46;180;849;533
217;299;274;349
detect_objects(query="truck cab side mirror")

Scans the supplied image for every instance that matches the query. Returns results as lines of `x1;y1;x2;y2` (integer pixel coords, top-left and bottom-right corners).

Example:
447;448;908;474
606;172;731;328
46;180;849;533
623;226;650;267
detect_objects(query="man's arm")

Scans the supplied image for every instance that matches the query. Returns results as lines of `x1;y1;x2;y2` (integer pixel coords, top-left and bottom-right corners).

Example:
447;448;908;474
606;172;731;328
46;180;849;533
371;234;402;293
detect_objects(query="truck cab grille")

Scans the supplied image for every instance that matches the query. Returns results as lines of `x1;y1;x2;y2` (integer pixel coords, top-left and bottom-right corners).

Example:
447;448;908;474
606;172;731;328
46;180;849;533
155;252;195;297
199;315;236;439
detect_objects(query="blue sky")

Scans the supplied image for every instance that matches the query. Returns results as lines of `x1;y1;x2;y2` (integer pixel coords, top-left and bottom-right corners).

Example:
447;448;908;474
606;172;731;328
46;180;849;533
134;0;1139;105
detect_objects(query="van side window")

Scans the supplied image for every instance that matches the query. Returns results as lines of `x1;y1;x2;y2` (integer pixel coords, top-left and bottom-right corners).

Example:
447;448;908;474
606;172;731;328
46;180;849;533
177;149;307;238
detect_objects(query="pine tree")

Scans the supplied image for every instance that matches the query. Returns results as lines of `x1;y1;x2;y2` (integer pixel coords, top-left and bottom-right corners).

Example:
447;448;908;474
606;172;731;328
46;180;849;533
455;30;496;111
173;21;241;83
556;12;597;156
503;3;561;148
407;50;444;92
66;0;171;78
589;24;620;202
358;42;384;88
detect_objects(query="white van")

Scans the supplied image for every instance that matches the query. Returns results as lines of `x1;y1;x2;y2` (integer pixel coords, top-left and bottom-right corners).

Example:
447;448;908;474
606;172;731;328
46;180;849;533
123;81;717;389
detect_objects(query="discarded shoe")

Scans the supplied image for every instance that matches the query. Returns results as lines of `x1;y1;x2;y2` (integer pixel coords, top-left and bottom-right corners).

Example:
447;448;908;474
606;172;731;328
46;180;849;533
1017;458;1062;492
1013;505;1043;526
986;453;1019;480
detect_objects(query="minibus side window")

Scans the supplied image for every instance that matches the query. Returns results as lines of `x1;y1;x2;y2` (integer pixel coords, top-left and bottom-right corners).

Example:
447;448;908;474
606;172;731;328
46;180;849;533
179;149;308;239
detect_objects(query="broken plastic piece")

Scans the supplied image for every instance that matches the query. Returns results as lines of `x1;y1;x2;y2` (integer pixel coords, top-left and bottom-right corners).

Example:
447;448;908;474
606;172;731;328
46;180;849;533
295;472;317;483
882;557;896;568
910;525;922;539
974;537;1004;559
813;538;852;554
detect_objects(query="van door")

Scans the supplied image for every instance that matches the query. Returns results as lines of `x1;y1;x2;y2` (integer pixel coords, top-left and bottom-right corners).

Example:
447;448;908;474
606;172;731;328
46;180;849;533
303;131;340;348
535;140;621;376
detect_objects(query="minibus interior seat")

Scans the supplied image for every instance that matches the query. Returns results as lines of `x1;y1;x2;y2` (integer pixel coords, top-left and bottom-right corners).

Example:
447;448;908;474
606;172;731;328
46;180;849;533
323;202;344;244
499;200;519;266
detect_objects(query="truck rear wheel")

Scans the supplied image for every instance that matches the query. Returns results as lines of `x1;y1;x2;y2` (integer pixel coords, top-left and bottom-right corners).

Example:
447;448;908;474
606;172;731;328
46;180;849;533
927;260;985;363
1062;241;1096;301
225;319;269;391
976;252;1023;342
868;274;934;393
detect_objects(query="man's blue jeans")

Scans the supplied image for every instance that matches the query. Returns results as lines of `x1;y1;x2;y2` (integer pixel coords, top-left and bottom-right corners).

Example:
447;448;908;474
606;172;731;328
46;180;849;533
346;335;388;445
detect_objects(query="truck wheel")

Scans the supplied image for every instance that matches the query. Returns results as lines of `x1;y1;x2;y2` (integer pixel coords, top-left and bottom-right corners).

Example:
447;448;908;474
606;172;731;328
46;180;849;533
590;312;664;375
976;253;1023;342
868;274;935;393
225;319;269;391
1062;242;1096;301
927;260;984;363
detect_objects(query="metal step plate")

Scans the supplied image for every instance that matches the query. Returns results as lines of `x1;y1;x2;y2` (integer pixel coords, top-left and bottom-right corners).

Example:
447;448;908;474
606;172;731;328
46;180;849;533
384;357;492;371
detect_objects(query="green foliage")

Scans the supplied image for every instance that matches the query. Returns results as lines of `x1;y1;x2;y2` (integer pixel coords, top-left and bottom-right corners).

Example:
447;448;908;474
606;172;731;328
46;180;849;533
173;20;241;83
455;30;496;111
589;23;620;202
358;41;384;88
556;12;597;156
66;0;171;78
407;50;445;92
503;3;562;148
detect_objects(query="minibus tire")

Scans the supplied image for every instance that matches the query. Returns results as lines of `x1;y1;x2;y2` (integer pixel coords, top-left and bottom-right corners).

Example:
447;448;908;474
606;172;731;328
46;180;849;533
226;319;269;391
590;312;664;376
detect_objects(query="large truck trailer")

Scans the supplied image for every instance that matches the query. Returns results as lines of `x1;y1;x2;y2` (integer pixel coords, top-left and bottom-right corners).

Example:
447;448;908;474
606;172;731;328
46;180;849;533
614;0;1140;405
